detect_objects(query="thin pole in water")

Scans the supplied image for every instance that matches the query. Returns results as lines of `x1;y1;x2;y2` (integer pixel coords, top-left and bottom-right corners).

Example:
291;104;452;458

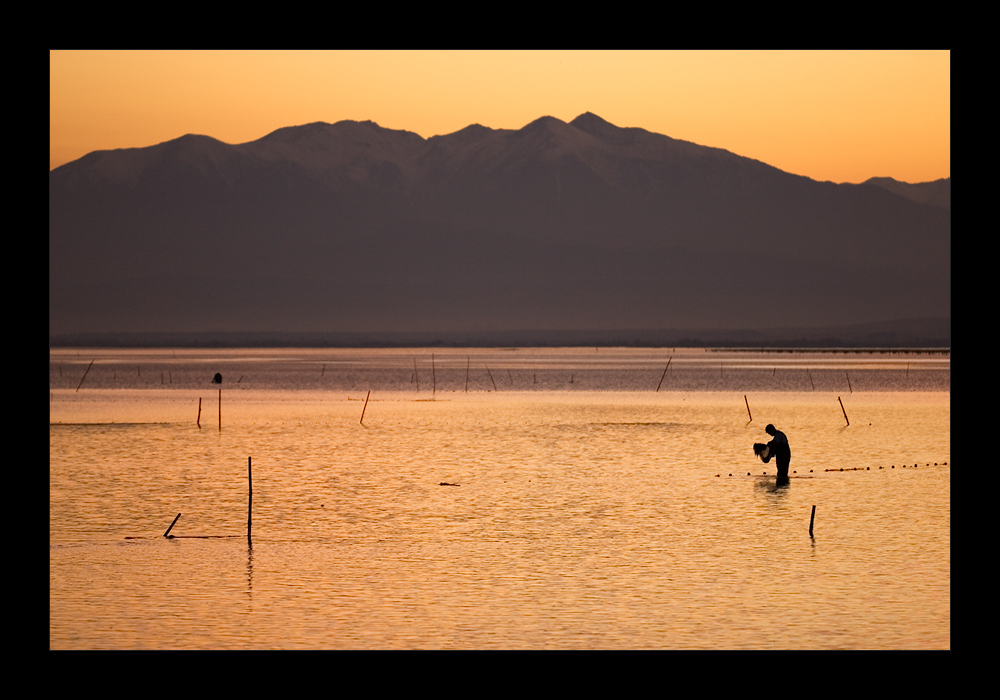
197;397;202;428
809;505;816;538
164;513;181;538
845;372;853;393
744;395;752;422
219;388;222;432
360;390;371;425
76;359;95;392
656;357;672;392
838;396;849;426
248;457;253;547
485;365;497;391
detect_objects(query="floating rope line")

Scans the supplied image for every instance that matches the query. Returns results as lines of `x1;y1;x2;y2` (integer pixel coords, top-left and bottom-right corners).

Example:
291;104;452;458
717;461;948;477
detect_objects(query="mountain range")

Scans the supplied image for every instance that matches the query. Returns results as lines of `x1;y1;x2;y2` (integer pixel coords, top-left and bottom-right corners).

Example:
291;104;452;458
49;112;950;346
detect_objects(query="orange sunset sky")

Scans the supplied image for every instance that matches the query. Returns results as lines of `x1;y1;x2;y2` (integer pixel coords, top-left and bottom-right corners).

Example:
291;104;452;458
49;50;950;185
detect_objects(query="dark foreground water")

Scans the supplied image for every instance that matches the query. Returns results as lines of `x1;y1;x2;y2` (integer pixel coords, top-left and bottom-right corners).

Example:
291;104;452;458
50;348;949;649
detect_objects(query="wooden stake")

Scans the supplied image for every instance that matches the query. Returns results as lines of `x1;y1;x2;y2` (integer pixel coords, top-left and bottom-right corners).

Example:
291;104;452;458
744;395;752;422
656;357;673;392
838;396;849;426
164;513;181;538
809;505;816;538
248;457;253;547
845;372;853;393
360;390;370;425
197;397;202;428
485;365;497;391
75;359;95;392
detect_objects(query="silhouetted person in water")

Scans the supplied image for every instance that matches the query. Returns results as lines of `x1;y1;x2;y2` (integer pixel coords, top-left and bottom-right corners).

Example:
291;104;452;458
763;424;791;485
754;424;791;484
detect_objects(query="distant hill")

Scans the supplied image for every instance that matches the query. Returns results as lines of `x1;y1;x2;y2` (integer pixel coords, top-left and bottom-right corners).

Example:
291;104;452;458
863;176;950;210
49;113;950;345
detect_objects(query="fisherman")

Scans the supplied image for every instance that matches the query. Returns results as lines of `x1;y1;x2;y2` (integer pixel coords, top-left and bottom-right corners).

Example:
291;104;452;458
762;424;791;484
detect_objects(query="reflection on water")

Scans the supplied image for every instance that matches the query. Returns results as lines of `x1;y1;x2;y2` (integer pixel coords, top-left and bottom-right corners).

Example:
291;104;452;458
50;348;949;649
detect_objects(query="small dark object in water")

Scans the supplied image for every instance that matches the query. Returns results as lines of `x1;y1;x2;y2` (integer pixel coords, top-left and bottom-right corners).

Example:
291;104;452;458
212;373;222;384
439;482;460;486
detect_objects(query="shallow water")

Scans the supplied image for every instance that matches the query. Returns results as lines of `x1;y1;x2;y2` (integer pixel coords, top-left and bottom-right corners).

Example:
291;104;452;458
50;348;949;649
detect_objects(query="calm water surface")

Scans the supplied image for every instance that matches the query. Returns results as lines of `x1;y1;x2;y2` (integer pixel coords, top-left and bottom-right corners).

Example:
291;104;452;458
50;348;949;649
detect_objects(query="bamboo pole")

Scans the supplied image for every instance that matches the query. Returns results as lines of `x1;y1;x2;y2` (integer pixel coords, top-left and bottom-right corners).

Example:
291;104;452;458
164;513;181;538
838;396;849;426
197;397;202;428
656;357;673;392
809;505;816;538
247;457;253;546
75;359;95;392
360;390;370;425
744;395;752;422
845;372;853;393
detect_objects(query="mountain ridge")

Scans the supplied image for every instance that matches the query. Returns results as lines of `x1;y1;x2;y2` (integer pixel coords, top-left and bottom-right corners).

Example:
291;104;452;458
49;113;950;342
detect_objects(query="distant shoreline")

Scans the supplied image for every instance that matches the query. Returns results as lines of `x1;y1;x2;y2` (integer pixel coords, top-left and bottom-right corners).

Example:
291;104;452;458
48;321;950;351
